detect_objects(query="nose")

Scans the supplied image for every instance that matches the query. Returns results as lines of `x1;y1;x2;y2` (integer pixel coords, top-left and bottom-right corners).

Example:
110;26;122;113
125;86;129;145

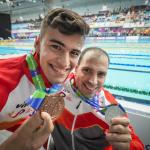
57;52;70;68
89;74;97;85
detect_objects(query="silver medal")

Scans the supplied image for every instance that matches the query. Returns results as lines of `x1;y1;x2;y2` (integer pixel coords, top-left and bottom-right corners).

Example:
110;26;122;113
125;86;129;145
105;105;125;125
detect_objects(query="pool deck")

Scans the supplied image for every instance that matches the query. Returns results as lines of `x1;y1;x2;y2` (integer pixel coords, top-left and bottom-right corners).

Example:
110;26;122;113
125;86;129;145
0;53;25;59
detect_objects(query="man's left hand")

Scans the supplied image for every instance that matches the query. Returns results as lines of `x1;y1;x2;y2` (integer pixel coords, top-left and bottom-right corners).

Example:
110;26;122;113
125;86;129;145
106;117;132;150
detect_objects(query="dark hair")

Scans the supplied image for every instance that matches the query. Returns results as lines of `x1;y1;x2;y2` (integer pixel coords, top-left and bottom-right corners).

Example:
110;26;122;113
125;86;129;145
78;47;110;65
40;8;90;38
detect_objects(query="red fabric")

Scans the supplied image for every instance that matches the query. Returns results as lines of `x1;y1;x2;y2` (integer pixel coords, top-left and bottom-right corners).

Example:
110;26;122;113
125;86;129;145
0;56;24;111
6;116;30;132
129;125;144;150
54;108;109;131
0;52;50;112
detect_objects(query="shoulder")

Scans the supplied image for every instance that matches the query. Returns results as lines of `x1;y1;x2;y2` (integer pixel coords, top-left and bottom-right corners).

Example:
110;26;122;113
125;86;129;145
0;55;27;80
0;55;27;111
101;88;118;104
0;54;27;70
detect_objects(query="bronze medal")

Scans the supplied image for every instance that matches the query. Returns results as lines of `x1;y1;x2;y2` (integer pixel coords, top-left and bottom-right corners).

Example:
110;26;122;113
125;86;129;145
38;93;65;121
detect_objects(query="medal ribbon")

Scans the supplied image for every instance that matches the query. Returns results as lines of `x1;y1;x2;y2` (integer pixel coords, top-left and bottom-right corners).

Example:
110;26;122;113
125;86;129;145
25;50;61;110
70;79;126;115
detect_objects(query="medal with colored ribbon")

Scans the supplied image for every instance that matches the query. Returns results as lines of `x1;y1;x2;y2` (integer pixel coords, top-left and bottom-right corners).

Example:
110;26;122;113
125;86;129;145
70;78;126;125
25;50;65;121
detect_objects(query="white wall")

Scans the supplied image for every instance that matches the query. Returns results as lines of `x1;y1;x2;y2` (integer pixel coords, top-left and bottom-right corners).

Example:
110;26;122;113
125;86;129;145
127;112;150;149
11;0;146;22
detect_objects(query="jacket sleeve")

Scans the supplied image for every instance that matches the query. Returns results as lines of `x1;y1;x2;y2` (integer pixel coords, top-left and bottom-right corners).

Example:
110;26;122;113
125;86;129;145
129;124;144;150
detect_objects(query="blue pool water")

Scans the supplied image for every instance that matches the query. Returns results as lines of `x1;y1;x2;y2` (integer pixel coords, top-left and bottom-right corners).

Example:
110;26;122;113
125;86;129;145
0;39;150;105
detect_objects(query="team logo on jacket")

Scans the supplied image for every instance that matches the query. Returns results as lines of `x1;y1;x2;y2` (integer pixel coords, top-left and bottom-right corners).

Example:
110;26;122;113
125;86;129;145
59;89;72;102
66;94;72;102
8;102;34;118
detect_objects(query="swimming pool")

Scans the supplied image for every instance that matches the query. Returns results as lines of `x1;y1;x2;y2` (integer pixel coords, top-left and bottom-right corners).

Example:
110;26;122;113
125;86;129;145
85;39;150;105
0;39;150;105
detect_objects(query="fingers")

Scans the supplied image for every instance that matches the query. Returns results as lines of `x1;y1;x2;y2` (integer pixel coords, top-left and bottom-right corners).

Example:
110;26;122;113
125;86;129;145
111;117;130;127
29;112;54;150
37;112;54;137
109;141;131;150
106;132;132;150
108;124;131;134
106;132;132;143
106;117;132;150
9;111;54;150
23;111;44;132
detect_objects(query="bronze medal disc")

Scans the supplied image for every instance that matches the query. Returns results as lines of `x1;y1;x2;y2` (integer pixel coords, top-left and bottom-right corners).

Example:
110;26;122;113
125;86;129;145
38;93;65;121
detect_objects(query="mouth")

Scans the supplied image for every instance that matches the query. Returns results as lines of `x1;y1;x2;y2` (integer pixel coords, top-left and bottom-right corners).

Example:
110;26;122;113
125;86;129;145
50;64;69;75
83;83;98;91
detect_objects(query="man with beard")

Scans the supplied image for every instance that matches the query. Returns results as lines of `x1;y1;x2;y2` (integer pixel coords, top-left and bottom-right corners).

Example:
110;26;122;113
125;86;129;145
51;47;144;150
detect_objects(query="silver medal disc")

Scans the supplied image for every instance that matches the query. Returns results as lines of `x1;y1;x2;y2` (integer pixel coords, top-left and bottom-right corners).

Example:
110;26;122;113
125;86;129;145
105;105;125;125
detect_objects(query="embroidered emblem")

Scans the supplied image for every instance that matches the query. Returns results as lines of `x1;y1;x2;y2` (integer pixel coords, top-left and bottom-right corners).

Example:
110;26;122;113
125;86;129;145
66;94;72;101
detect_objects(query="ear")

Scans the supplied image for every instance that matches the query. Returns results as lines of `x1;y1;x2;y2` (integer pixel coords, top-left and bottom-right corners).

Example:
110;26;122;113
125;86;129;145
75;64;78;75
34;36;41;53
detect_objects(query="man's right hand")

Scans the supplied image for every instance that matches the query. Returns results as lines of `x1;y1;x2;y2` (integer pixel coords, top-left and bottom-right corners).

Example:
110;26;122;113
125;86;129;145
0;111;54;150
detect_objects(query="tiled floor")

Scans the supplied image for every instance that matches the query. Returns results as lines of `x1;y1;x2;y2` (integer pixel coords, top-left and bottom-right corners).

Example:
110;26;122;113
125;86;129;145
0;130;45;150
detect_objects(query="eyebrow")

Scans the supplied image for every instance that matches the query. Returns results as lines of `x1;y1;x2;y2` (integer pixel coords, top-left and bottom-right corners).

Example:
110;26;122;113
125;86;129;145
49;38;81;54
84;67;107;74
50;39;65;47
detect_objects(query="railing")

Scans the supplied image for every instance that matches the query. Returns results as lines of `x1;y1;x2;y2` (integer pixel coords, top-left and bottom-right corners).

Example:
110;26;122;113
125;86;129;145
87;32;150;37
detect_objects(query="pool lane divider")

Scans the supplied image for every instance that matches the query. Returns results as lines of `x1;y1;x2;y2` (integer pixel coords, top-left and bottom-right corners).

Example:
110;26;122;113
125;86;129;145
109;63;150;68
103;84;150;96
108;53;150;57
109;56;150;60
109;68;150;73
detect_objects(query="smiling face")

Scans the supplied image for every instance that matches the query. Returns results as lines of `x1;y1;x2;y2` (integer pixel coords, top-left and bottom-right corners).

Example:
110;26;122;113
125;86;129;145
75;50;109;98
35;26;84;84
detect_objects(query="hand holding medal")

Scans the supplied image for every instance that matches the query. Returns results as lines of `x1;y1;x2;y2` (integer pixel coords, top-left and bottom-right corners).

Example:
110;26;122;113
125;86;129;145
106;117;132;150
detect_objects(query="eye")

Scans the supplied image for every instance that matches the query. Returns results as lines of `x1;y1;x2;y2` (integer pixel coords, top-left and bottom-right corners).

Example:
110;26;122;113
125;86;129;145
51;45;61;50
98;72;105;77
70;51;79;56
84;68;91;73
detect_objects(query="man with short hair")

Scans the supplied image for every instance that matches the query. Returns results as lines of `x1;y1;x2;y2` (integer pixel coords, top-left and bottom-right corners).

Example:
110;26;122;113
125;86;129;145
52;47;144;150
0;8;90;150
